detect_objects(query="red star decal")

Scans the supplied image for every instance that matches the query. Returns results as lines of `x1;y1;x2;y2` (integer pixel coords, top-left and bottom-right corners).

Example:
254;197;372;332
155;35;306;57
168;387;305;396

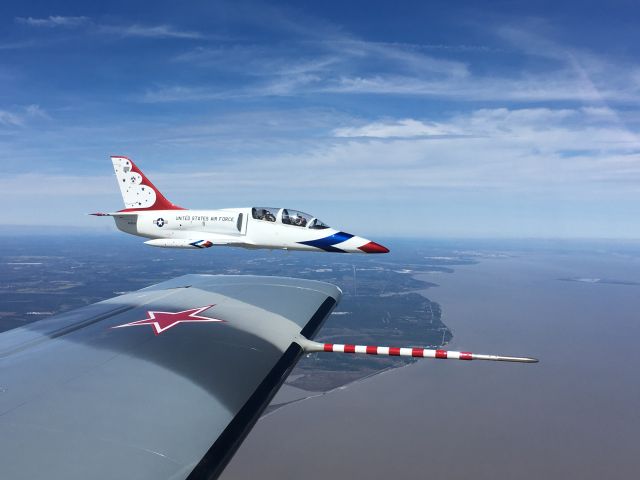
112;305;224;335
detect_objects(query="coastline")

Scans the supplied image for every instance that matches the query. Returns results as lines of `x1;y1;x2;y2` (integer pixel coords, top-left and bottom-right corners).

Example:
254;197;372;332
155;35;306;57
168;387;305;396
224;250;640;479
267;263;470;414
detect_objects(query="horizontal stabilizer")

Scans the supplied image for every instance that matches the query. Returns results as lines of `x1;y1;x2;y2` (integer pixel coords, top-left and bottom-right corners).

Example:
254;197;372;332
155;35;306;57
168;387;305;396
89;212;138;217
300;339;538;363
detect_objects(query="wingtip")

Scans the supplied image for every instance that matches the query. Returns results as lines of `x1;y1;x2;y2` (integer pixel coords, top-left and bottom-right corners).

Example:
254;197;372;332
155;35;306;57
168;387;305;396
489;355;539;363
507;355;539;363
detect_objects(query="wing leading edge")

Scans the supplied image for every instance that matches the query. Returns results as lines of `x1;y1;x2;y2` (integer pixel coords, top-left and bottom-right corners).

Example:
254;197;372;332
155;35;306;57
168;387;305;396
0;275;341;480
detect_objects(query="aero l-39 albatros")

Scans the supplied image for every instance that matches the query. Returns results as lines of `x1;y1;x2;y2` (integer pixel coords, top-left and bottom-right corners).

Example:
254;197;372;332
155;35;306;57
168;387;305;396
92;156;389;254
0;275;537;480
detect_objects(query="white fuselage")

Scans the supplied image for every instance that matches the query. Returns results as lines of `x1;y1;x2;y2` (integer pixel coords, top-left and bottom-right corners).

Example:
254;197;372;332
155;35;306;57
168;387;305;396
113;207;380;253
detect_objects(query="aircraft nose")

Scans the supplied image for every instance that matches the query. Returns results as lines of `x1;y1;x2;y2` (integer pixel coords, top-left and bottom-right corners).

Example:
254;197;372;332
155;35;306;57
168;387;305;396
358;240;390;254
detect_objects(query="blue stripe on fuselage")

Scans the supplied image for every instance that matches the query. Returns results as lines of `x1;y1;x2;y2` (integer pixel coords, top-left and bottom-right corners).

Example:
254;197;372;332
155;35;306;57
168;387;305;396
298;231;354;253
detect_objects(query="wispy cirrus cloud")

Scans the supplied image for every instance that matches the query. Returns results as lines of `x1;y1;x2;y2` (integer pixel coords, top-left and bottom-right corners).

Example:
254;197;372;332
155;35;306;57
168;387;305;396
334;119;459;138
140;86;229;103
79;107;640;192
150;17;640;105
2;3;638;237
1;105;638;235
193;106;640;192
15;15;203;40
332;107;640;149
323;39;470;78
97;24;203;39
174;45;340;75
141;66;640;104
139;71;327;102
15;15;90;28
158;30;474;101
323;73;609;101
0;40;39;50
0;105;49;127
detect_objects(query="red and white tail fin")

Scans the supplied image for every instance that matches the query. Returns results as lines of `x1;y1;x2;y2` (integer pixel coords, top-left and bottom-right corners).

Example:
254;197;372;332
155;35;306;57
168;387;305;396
111;156;185;212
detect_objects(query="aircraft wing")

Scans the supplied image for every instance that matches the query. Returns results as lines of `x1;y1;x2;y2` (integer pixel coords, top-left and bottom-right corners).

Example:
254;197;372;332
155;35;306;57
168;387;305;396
0;275;340;480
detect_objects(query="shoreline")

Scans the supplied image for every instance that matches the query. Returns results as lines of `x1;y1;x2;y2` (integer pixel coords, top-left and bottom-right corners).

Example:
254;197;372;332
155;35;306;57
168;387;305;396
268;263;476;414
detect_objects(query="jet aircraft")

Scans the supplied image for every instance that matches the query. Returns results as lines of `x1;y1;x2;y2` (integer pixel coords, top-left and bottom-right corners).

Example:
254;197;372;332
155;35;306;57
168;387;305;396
93;156;389;254
0;274;537;480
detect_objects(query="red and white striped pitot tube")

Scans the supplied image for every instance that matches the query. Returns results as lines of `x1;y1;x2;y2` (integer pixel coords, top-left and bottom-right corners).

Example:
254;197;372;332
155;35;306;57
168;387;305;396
300;340;538;363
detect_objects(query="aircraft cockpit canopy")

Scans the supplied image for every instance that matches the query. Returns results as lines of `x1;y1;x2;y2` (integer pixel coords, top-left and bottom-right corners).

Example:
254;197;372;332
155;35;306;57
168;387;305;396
308;218;329;229
251;207;278;222
251;207;330;229
281;209;312;227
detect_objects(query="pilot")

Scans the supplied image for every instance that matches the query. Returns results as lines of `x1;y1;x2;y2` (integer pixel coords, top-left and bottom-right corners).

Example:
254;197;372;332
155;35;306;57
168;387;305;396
265;210;276;222
295;214;306;227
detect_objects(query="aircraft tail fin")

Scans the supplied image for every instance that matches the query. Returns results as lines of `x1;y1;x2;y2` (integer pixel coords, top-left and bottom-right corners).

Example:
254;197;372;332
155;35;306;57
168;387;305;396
111;156;185;212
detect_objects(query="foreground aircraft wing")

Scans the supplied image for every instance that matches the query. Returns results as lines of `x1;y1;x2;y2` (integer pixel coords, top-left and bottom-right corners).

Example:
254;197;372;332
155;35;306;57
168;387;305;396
0;275;340;480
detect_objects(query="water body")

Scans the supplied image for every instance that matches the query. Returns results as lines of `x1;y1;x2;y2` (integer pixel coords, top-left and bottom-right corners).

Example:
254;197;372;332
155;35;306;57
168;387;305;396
222;251;640;479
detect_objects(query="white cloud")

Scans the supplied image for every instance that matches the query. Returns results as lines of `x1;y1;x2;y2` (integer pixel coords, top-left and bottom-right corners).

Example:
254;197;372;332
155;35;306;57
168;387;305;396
155;18;640;105
334;119;458;138
0;111;22;127
333;108;631;142
0;40;37;50
169;107;640;193
326;39;470;79
15;15;202;40
98;24;203;39
322;71;637;103
152;47;640;104
139;72;325;102
0;105;49;127
140;86;229;103
3;105;637;196
24;104;49;119
15;16;89;28
2;106;639;236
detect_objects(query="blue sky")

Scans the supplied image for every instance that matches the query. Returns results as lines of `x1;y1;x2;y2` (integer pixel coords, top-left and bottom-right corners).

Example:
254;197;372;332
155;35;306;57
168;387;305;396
1;0;639;238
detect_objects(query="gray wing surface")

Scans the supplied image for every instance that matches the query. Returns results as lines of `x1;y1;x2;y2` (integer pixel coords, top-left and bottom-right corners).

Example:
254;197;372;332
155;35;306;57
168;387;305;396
0;275;341;480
